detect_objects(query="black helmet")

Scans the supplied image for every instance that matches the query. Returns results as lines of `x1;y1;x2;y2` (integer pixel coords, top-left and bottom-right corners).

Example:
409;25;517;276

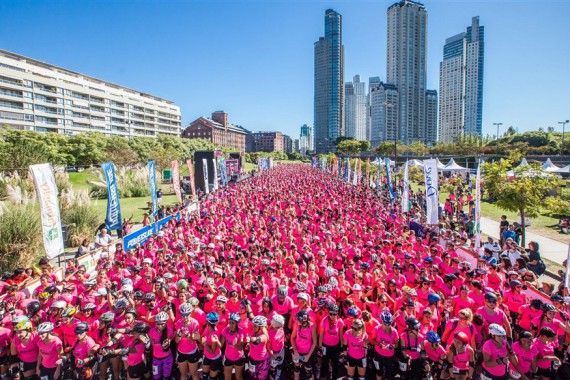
406;317;420;330
125;308;137;316
530;299;543;309
74;322;89;334
26;301;41;315
327;303;339;313
542;303;556;312
133;322;150;334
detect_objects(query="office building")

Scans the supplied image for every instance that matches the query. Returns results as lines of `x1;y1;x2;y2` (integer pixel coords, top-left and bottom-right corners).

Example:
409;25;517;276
345;75;367;140
182;111;248;151
293;139;300;153
299;124;313;155
314;9;344;154
439;16;484;142
249;131;284;153
283;134;293;154
386;1;437;145
0;49;181;137
426;90;438;144
368;78;399;148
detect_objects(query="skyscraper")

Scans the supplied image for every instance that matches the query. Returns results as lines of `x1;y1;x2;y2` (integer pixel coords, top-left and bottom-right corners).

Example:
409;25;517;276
314;9;344;154
368;77;398;148
439;16;484;142
345;75;367;140
299;124;313;155
386;0;437;145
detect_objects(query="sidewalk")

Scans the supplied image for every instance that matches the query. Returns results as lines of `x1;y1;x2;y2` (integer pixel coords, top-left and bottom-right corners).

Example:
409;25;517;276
480;217;569;263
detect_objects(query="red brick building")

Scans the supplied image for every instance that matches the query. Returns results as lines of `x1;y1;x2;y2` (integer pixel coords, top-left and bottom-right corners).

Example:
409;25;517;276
182;111;248;151
249;131;284;152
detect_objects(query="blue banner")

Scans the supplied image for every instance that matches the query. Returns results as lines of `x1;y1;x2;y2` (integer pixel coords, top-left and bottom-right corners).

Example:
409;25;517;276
377;157;381;188
311;157;318;167
344;158;349;182
218;158;228;185
156;215;172;232
385;158;395;202
338;158;342;178
148;160;157;216
101;162;122;231
124;225;154;250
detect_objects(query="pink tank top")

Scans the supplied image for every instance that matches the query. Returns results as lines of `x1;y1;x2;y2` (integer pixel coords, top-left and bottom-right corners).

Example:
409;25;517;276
222;327;245;361
175;318;200;354
15;332;39;363
127;341;145;366
374;326;399;356
38;336;62;368
294;323;314;355
452;345;471;371
268;328;285;353
320;318;343;346
203;329;221;359
248;332;269;361
481;340;508;376
425;343;446;363
344;330;368;359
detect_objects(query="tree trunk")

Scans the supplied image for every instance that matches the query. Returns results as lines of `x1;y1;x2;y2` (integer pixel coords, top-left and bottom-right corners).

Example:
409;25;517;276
520;208;526;247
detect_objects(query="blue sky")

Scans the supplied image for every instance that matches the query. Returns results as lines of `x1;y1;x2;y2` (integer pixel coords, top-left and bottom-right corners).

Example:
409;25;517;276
1;0;569;139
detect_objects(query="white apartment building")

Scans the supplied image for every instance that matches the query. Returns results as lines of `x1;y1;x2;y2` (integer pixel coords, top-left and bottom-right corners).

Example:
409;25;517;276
345;75;367;140
0;49;181;137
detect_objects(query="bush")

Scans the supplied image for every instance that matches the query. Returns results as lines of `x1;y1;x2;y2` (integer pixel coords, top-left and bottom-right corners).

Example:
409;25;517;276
55;172;72;193
0;203;43;272
88;166;150;199
60;190;100;247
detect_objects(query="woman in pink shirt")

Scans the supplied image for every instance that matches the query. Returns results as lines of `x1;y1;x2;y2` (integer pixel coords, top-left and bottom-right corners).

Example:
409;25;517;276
371;311;399;380
423;331;446;379
318;304;343;380
148;312;174;380
36;322;63;380
446;332;475;380
481;324;515;380
534;327;560;380
108;322;150;380
343;319;369;380
220;313;245;380
246;316;270;380
175;303;202;380
201;312;222;380
399;317;424;380
10;320;39;379
509;330;537;380
71;322;99;379
291;310;317;380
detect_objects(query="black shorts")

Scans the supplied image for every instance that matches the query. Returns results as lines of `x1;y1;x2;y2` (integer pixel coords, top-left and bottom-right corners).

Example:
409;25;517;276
127;361;146;379
536;366;554;378
177;350;201;364
39;365;58;380
0;355;7;366
296;351;315;367
202;355;222;372
223;356;245;367
20;360;37;372
482;368;508;380
373;351;396;377
346;354;367;368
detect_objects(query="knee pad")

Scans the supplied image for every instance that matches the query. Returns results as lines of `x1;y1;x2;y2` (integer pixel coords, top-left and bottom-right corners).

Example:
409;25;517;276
293;365;301;373
304;367;313;379
201;372;210;380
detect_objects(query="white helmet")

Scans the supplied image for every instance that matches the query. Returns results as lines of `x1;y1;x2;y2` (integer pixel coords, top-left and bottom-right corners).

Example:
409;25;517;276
489;323;506;336
297;292;309;302
51;300;67;309
252;316;267;327
179;303;193;315
271;314;285;328
216;296;228;303
155;311;169;323
37;322;54;333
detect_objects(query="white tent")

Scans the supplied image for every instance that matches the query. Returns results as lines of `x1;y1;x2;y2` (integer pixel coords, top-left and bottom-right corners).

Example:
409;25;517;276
407;159;424;167
516;158;530;169
370;158;395;166
554;164;570;174
541;158;560;172
436;158;447;170
442;158;468;171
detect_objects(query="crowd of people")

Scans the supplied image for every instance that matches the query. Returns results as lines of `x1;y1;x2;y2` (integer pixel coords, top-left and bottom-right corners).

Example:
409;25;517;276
0;164;569;380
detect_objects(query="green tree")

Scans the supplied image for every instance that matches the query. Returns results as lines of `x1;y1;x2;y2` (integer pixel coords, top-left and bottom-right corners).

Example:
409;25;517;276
68;132;107;166
373;141;401;157
336;139;367;155
105;136;140;167
483;153;559;245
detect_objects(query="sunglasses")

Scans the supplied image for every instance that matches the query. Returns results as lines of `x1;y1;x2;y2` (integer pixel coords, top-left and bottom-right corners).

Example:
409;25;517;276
329;313;338;317
487;300;497;304
181;313;190;317
352;326;362;331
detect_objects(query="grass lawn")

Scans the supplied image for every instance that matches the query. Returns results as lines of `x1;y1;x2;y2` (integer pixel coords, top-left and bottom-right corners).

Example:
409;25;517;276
68;169;99;191
91;193;180;223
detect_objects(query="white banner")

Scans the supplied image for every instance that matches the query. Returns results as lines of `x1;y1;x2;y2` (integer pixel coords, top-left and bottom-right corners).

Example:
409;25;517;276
423;159;439;225
202;158;209;194
29;164;64;259
402;161;409;212
212;158;218;191
565;244;570;289
352;160;358;186
474;160;482;251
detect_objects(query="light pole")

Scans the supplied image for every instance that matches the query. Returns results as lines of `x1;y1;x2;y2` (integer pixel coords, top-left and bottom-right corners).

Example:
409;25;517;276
559;120;569;154
493;122;503;142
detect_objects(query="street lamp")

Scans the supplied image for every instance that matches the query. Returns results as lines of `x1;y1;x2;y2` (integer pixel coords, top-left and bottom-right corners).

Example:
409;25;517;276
493;122;503;142
559;120;569;153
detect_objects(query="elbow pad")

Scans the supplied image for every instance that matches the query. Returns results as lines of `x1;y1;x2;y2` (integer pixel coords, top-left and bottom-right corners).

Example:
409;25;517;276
119;348;129;356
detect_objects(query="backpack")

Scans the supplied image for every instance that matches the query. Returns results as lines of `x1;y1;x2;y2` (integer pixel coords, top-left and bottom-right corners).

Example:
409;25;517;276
448;318;474;338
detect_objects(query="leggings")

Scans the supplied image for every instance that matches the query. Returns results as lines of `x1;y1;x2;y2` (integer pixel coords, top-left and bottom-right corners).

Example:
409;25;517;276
152;353;173;380
321;344;341;380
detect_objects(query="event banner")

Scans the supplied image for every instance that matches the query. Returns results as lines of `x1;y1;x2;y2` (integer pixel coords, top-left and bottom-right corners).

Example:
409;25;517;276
377;157;382;188
212;158;219;191
344;158;349;182
101;162;122;230
171;160;182;203
385;158;395;202
474;160;482;250
423;159;439;224
218;158;228;185
352;160;358;186
29;164;64;259
148;160;157;215
365;158;370;188
402;161;409;212
202;158;209;194
186;159;196;198
312;156;318;167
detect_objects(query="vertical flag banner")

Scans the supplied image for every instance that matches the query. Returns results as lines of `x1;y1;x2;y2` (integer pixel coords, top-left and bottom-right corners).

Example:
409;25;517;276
212;158;219;191
357;159;362;186
311;156;318;167
474;159;482;250
565;244;570;289
344;158;350;182
365;158;370;188
171;160;182;203
385;158;395;201
258;157;263;172
29;164;64;259
376;157;382;189
218;158;228;185
423;159;439;224
186;159;196;198
402;160;409;212
148;160;157;215
101;162;122;231
202;158;209;194
352;160;358;186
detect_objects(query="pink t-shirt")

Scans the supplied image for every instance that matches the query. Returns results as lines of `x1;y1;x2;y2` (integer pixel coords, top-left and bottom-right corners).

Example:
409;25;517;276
14;332;39;363
294;323;314;355
401;332;424;360
0;328;10;357
38;336;63;369
175;318;200;354
425;343;446;363
373;326;399;356
510;341;538;374
268;327;285;353
344;330;368;359
533;338;555;369
319;317;343;347
149;326;174;359
248;333;269;361
452;345;471;371
73;337;97;368
203;329;222;359
481;339;508;377
221;327;245;361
